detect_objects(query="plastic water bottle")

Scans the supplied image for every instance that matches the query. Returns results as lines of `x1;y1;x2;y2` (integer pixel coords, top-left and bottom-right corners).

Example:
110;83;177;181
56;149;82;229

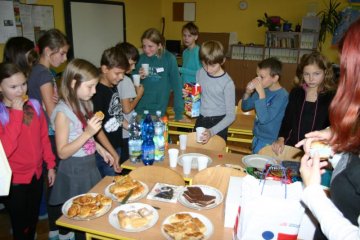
128;112;142;163
153;111;165;161
141;111;155;165
141;110;149;141
161;115;169;149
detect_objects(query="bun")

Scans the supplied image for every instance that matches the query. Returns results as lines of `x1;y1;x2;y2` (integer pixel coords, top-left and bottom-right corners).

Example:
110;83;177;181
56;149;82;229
22;95;29;102
95;111;104;120
310;141;332;159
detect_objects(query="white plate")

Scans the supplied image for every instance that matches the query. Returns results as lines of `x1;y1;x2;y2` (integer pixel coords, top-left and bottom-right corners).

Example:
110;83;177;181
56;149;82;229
104;181;149;203
242;154;277;169
178;153;213;169
161;212;214;240
61;193;112;221
178;185;223;210
108;203;159;232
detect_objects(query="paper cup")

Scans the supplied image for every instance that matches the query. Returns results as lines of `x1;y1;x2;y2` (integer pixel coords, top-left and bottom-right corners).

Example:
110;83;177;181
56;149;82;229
141;63;149;76
132;74;140;86
196;127;206;143
168;148;179;168
197;156;208;171
182;156;192;175
179;134;187;150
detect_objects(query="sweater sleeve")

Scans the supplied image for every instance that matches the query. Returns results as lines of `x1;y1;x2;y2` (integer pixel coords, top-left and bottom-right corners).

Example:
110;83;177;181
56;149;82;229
210;80;236;135
254;91;288;124
168;54;185;120
302;184;360;240
39;108;55;169
0;109;23;158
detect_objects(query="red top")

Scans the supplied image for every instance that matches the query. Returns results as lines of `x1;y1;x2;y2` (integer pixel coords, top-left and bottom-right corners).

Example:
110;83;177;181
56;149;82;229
0;103;55;184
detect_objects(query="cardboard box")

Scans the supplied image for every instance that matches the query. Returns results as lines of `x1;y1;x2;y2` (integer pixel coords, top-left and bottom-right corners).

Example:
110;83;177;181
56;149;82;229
224;176;243;228
184;83;201;118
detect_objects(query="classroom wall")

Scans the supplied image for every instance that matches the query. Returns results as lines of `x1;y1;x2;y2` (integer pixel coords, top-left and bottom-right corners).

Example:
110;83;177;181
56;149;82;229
0;0;350;63
161;0;349;63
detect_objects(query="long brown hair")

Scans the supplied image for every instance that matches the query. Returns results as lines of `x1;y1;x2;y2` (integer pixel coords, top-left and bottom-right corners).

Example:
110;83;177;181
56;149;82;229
60;59;100;126
329;19;360;153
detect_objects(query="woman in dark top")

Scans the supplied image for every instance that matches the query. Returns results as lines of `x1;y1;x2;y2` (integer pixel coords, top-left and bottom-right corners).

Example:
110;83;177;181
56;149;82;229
272;51;336;154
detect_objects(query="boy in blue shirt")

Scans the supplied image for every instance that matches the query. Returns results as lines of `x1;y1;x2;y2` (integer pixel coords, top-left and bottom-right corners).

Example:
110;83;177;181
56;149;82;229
241;57;288;153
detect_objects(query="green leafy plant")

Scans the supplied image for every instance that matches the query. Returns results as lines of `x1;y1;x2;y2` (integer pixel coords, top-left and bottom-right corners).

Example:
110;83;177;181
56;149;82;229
257;13;288;31
317;0;342;48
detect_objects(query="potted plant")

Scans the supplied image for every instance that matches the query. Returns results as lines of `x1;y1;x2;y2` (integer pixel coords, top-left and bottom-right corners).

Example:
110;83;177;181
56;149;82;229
317;0;342;49
257;13;290;31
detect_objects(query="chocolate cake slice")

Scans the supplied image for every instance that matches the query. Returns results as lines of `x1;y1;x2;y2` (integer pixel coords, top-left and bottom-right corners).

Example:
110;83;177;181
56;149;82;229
182;186;216;207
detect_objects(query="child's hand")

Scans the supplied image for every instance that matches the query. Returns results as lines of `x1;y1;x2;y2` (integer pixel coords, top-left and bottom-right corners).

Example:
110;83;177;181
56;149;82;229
96;144;114;166
201;129;211;144
182;88;187;98
245;78;257;94
135;85;144;97
272;137;285;155
48;169;56;187
84;117;102;137
11;97;25;110
139;68;146;79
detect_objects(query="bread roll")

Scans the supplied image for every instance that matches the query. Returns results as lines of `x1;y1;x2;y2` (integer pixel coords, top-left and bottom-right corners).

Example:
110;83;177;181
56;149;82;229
22;95;29;102
310;141;332;159
94;111;104;120
130;217;149;228
118;210;131;228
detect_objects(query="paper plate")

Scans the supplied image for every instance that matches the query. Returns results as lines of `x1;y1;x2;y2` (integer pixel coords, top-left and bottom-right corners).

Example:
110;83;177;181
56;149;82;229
108;203;159;232
104;181;149;203
241;154;277;169
178;153;212;169
61;193;112;221
161;212;213;240
178;185;223;210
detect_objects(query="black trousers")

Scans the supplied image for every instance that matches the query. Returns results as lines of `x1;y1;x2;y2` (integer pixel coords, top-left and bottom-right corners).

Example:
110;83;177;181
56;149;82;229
4;175;43;240
194;114;228;141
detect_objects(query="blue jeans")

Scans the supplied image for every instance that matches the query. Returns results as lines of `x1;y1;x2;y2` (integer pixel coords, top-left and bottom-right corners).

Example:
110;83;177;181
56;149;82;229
95;147;121;178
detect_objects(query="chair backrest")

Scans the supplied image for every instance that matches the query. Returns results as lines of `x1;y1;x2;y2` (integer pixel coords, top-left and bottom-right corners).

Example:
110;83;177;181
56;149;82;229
237;99;256;116
186;132;227;152
129;166;185;186
258;145;303;161
192;166;247;195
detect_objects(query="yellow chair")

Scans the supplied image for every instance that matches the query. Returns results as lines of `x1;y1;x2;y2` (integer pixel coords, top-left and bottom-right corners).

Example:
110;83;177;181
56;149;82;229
192;166;247;195
258;145;303;161
129;166;185;186
186;132;227;152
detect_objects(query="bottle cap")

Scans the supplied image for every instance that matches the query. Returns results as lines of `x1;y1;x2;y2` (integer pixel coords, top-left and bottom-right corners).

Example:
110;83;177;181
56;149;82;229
156;110;161;116
144;110;149;114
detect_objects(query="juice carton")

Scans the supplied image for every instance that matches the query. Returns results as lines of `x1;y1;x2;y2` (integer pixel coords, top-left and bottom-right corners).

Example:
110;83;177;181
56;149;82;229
184;83;201;117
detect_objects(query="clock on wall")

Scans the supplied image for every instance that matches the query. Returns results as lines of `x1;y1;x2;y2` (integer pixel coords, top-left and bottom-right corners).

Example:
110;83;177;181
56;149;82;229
239;0;248;10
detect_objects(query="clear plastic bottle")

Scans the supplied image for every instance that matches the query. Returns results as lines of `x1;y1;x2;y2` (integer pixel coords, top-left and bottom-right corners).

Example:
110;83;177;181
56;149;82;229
141;111;155;165
153;111;165;161
128;112;142;163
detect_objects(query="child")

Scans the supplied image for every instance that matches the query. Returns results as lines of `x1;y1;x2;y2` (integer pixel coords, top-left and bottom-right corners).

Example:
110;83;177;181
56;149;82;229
0;62;56;240
92;46;129;176
272;52;335;155
115;42;144;162
49;59;113;240
136;28;185;121
27;28;69;238
179;22;202;84
3;36;38;77
242;57;289;154
193;40;236;143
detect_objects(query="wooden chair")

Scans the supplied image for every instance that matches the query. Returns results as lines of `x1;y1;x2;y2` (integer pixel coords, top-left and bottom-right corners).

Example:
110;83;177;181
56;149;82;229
258;145;304;162
192;166;247;195
186;132;227;152
129;166;185;186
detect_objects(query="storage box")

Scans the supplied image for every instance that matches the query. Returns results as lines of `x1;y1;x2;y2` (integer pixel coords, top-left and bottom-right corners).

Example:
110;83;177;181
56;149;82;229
224;176;243;228
184;83;201;118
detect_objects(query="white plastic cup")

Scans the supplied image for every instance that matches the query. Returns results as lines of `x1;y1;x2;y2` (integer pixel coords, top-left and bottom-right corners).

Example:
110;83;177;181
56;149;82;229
168;148;179;168
141;63;149;76
197;156;208;171
182;156;192;175
196;127;206;143
132;74;140;86
179;134;187;150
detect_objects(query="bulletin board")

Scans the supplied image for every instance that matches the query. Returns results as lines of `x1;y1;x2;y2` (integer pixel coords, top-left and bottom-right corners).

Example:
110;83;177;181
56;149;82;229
0;1;54;44
64;0;126;67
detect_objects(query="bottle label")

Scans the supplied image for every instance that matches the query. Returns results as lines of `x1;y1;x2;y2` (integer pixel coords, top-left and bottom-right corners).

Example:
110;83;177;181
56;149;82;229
153;136;165;161
142;144;155;161
129;139;142;161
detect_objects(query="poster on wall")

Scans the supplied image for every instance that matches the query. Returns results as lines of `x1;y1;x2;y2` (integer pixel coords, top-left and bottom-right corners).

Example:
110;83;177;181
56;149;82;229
0;1;17;44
